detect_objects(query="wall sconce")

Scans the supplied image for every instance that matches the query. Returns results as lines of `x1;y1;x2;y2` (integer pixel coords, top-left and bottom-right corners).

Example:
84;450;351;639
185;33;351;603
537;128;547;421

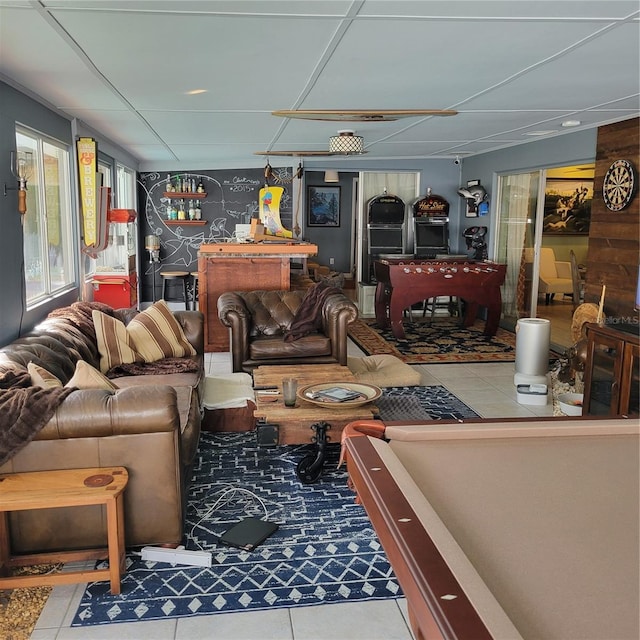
6;150;34;218
324;170;339;183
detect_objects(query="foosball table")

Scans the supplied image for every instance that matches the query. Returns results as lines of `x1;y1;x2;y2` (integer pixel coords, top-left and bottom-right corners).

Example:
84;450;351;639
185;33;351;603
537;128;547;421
373;258;507;339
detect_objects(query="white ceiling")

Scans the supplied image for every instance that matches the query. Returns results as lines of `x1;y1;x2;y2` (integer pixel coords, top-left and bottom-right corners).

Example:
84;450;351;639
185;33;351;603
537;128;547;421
1;1;638;170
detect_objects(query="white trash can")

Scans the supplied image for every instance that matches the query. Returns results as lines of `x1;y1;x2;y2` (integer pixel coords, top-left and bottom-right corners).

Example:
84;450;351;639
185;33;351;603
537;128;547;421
514;318;551;386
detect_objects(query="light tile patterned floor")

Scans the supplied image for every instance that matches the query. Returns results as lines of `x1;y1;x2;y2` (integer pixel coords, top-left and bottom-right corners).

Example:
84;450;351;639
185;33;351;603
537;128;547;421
32;341;552;640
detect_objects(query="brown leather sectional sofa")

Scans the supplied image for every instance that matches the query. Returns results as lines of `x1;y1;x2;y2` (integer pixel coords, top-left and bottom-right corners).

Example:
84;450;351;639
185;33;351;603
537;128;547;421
0;303;204;554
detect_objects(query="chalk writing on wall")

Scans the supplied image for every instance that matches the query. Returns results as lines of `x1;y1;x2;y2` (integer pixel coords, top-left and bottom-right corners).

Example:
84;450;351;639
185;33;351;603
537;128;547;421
137;168;293;302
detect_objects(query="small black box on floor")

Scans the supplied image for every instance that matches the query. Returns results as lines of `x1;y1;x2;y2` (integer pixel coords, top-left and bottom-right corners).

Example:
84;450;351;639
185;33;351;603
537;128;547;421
219;517;279;551
256;422;279;447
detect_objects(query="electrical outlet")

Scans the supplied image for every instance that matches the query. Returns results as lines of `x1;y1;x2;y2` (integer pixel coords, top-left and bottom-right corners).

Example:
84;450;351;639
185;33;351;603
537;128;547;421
329;257;335;265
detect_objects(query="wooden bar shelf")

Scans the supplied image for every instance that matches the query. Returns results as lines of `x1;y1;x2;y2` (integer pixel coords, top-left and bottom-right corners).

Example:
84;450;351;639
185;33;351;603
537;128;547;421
165;220;207;226
163;192;206;198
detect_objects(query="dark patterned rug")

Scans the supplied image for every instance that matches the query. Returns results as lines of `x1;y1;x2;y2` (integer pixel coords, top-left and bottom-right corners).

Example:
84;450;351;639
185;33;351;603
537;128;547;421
71;386;477;627
348;317;517;364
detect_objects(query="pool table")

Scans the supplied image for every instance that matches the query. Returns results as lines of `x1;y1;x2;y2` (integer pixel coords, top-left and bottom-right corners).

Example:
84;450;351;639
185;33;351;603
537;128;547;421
343;418;639;640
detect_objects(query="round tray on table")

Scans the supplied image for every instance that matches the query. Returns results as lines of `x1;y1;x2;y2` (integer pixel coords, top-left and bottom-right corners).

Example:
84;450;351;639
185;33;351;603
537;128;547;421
298;382;382;408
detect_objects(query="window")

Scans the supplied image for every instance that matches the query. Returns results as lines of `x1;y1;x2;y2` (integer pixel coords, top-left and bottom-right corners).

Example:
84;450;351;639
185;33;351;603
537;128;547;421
17;126;75;306
116;163;136;208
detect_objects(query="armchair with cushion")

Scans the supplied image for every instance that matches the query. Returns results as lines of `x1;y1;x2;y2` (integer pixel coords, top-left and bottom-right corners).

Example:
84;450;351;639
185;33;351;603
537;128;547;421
526;247;573;304
218;286;359;372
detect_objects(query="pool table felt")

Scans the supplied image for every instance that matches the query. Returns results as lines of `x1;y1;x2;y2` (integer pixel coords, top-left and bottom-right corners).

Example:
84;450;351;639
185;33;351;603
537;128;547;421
348;420;639;640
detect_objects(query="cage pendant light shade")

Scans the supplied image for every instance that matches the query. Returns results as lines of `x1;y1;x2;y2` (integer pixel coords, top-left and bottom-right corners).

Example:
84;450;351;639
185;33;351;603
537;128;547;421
329;130;364;154
324;170;339;183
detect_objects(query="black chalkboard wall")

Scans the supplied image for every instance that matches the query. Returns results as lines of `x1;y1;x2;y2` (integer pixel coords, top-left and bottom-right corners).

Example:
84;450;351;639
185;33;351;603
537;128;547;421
138;168;293;304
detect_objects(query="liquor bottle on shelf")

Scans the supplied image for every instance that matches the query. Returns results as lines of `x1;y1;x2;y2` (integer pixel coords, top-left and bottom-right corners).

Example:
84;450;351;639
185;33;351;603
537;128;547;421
177;199;186;220
197;179;204;194
174;176;181;193
166;173;173;192
167;204;177;220
191;178;196;192
195;201;202;220
188;200;196;220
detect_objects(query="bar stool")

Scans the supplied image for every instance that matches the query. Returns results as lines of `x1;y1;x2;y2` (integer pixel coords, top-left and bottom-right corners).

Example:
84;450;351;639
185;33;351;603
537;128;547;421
422;296;463;326
189;272;199;310
160;270;190;309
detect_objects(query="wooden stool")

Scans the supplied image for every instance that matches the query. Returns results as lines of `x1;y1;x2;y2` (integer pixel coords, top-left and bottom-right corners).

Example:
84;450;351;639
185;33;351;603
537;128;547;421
160;270;190;309
190;271;199;310
0;467;128;595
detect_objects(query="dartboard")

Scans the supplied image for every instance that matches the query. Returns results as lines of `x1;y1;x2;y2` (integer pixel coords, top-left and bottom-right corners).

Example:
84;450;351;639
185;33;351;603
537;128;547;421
602;159;636;211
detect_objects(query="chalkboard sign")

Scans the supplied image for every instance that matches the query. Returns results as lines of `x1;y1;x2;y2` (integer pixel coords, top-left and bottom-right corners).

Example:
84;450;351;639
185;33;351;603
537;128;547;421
138;167;294;303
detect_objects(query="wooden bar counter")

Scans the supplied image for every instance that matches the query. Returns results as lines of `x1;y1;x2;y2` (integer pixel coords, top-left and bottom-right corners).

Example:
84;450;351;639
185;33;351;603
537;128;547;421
198;242;317;352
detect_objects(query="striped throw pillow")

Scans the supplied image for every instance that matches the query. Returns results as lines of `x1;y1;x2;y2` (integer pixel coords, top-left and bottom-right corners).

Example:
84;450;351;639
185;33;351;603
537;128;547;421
92;301;196;372
92;310;143;373
127;300;197;362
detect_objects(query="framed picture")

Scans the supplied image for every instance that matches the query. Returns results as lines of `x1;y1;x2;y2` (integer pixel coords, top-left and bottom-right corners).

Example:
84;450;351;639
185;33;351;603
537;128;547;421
543;178;593;235
307;186;340;227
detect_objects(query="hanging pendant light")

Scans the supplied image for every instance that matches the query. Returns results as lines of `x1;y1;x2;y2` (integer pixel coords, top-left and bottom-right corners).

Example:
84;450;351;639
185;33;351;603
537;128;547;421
324;170;339;183
328;130;364;154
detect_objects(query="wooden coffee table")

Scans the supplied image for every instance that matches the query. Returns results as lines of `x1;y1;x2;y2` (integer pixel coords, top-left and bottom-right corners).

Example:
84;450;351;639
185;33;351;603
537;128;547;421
253;364;379;483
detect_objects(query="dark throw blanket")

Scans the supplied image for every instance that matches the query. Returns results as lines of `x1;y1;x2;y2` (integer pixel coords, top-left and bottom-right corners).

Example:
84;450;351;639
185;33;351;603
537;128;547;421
107;357;200;378
0;369;75;466
284;282;339;342
47;300;115;343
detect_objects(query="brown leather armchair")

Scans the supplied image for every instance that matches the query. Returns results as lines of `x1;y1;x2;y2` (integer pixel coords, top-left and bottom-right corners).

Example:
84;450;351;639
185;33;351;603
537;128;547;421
218;289;358;372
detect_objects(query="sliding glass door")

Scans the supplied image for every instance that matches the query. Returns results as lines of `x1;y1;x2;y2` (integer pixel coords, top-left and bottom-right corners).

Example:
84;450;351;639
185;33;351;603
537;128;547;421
494;170;545;331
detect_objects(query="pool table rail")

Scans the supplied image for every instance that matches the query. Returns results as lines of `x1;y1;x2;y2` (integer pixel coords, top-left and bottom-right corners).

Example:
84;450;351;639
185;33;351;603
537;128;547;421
344;418;640;640
346;434;515;640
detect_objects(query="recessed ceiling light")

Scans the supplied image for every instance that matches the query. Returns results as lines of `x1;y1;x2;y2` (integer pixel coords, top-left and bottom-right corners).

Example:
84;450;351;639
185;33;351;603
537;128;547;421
524;130;557;137
185;89;207;95
561;120;582;128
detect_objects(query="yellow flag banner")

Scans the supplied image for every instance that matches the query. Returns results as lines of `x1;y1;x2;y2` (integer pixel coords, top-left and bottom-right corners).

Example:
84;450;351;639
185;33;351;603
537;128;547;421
77;137;98;246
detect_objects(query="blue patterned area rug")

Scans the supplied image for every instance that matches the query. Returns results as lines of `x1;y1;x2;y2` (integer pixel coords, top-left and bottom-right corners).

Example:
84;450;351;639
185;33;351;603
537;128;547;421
72;386;478;627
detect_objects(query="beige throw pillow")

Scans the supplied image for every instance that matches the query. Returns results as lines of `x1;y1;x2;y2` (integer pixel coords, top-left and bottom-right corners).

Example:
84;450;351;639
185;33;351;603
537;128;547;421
65;360;118;391
28;360;117;391
28;362;62;389
92;300;196;373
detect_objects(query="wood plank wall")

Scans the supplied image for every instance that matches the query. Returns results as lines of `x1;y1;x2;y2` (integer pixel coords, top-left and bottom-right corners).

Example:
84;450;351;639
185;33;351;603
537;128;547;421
586;118;639;322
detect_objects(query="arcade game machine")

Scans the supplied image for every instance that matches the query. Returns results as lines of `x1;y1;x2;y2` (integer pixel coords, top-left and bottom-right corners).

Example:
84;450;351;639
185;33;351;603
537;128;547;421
92;208;138;309
364;191;407;283
410;188;450;258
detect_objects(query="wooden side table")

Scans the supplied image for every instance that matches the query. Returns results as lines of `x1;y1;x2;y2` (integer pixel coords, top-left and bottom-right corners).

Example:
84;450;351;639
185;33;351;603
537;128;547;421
0;467;128;595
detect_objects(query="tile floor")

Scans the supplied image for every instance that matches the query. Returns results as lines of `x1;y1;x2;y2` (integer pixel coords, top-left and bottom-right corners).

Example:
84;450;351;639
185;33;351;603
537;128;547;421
30;340;554;640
